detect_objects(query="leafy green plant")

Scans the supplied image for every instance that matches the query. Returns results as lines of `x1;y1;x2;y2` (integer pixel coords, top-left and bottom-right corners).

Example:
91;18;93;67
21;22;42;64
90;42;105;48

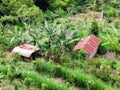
99;24;120;54
0;45;6;58
86;0;97;11
0;0;43;24
17;5;43;23
12;53;23;63
48;0;70;9
44;10;57;20
0;16;18;25
87;59;101;69
1;66;9;75
90;20;99;36
113;20;120;29
86;58;120;87
26;20;79;61
115;61;120;71
24;77;33;88
105;7;118;17
7;26;24;47
34;59;55;76
54;8;66;17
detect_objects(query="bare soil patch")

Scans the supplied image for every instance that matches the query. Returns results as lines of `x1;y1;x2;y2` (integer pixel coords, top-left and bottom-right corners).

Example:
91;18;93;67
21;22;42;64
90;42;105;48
105;52;117;60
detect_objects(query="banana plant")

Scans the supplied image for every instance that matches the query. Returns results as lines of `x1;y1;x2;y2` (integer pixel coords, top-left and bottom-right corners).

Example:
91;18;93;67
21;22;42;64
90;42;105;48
100;25;120;54
110;25;120;53
40;21;79;61
86;0;97;11
7;26;28;48
43;21;64;60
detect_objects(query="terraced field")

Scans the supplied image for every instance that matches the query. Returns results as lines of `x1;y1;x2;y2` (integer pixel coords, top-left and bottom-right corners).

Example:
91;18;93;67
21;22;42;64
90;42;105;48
1;53;120;90
0;1;120;89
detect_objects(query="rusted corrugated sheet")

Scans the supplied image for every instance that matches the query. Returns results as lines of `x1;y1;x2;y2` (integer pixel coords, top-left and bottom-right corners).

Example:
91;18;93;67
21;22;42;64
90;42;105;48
73;36;90;50
12;44;39;58
73;35;101;58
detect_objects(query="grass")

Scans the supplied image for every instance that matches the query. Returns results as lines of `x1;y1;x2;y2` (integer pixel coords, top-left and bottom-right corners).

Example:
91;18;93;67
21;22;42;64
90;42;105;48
34;59;113;90
22;71;69;90
1;55;117;90
0;59;69;90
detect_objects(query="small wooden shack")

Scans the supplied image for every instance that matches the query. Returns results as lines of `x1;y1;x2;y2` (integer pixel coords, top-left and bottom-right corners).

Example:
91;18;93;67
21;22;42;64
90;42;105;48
73;35;101;58
12;44;40;60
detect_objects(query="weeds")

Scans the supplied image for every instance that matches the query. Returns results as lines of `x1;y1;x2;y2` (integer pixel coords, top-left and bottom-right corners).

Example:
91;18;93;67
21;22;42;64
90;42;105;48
22;71;69;90
34;59;112;90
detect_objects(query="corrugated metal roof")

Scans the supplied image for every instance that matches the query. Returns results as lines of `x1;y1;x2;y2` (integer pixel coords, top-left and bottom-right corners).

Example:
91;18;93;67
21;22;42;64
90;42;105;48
12;44;39;58
73;35;101;58
74;36;90;50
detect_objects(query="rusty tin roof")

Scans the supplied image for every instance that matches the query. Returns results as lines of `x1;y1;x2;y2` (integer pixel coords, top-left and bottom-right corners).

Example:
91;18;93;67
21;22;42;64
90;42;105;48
73;35;101;58
12;44;39;58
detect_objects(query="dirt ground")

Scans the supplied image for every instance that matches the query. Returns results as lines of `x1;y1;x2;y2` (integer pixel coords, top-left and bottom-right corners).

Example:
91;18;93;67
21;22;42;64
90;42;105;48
54;77;80;90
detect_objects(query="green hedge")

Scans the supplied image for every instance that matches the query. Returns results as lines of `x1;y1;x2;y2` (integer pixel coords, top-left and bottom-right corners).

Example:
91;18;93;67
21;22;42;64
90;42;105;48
0;0;43;24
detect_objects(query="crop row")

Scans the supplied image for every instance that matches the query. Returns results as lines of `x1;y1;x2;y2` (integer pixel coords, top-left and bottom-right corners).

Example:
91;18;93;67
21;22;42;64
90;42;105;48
0;63;69;90
34;59;113;90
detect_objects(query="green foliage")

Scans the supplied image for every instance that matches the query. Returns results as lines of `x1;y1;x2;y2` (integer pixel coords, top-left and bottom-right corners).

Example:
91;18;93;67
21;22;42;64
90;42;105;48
34;59;55;76
1;66;9;75
0;45;6;58
86;0;97;11
105;7;118;17
87;59;101;69
22;70;69;90
44;10;57;20
23;20;80;61
48;0;71;9
115;61;120;71
0;0;34;15
87;58;120;87
34;59;112;90
90;20;99;36
0;16;18;25
0;25;29;48
113;20;120;29
71;50;88;60
12;53;22;63
99;23;120;53
17;5;43;22
54;8;66;17
66;6;83;15
24;77;33;87
0;0;43;24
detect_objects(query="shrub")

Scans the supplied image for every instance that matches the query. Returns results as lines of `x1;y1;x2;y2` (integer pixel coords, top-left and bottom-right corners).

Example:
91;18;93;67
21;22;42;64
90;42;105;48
54;8;66;17
48;0;70;9
90;20;99;36
44;10;57;20
0;0;43;24
0;16;18;25
105;7;118;17
17;5;43;23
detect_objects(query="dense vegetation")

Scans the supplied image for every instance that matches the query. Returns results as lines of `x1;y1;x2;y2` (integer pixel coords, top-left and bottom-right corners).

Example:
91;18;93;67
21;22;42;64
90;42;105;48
0;0;120;90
